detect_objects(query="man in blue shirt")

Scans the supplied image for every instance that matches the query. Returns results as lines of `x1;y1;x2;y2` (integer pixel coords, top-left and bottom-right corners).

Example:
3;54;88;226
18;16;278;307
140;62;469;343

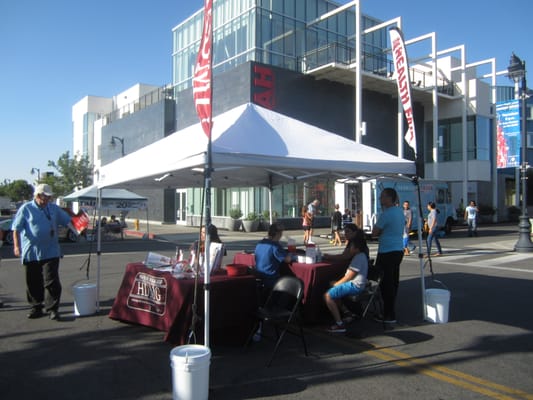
372;188;404;324
254;222;292;289
12;184;73;320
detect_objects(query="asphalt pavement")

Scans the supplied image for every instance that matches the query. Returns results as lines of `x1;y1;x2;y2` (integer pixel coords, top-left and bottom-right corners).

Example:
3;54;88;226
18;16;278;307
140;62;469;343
1;223;532;400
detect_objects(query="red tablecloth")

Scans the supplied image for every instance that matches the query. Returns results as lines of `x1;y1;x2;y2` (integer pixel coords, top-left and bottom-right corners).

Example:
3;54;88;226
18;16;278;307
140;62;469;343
109;263;258;345
287;261;346;323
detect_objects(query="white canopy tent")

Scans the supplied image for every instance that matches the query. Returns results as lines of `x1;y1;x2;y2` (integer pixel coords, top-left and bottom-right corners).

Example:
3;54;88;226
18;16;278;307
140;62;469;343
98;103;415;190
64;186;148;312
97;102;417;344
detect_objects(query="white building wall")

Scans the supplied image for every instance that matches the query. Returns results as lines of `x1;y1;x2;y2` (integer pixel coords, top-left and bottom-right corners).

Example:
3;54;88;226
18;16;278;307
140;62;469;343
72;95;113;164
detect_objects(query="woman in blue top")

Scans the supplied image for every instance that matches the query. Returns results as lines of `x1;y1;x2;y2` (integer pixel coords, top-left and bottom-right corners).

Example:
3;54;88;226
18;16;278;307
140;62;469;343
254;222;292;289
372;188;404;324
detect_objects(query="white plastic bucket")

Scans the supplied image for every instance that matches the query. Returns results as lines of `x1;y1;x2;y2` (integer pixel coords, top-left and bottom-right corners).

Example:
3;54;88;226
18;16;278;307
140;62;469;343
425;288;450;324
170;345;211;400
73;283;97;316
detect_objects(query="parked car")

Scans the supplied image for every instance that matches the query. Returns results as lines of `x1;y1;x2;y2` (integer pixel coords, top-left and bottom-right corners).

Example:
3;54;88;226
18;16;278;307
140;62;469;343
0;209;89;244
0;218;13;245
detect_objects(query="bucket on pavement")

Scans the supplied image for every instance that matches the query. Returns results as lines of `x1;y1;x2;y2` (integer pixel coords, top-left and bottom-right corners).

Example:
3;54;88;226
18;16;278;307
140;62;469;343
73;283;97;316
170;344;211;400
425;288;450;323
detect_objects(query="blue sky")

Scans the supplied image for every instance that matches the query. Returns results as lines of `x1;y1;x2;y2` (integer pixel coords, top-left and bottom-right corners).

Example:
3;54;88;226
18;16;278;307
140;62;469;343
1;0;531;185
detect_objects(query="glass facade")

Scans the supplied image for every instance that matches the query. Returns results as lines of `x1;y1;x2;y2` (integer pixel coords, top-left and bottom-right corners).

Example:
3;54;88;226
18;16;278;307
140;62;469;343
424;116;491;163
172;0;384;91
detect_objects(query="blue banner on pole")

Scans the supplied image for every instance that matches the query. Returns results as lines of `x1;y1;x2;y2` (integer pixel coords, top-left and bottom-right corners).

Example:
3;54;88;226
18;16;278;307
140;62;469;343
496;99;521;169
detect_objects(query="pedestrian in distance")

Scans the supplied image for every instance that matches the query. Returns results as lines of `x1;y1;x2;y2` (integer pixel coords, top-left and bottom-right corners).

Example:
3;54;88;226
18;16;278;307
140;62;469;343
372;188;404;324
307;199;320;242
403;200;414;255
11;184;75;321
464;200;479;237
426;202;443;257
301;205;312;245
330;204;343;246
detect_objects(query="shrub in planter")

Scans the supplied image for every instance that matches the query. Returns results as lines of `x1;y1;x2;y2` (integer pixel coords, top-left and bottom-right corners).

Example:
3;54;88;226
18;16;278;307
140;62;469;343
242;212;260;232
229;208;243;219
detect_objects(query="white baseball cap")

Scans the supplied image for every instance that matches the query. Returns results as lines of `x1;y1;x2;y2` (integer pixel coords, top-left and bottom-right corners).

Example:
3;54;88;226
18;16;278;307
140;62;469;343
34;183;54;197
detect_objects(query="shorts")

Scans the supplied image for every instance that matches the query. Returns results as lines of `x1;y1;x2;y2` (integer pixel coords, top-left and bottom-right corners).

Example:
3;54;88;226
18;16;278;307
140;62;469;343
328;281;363;299
302;226;311;231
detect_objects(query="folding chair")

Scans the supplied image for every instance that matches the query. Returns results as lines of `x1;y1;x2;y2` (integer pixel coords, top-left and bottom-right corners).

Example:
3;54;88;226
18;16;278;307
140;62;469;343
246;276;308;367
345;260;384;321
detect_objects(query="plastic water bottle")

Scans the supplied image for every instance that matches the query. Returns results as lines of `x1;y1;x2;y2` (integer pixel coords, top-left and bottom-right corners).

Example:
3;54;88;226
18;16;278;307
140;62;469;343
316;246;322;262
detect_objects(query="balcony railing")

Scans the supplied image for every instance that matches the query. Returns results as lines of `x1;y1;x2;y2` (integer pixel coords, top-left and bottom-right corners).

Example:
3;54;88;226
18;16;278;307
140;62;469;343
297;41;455;96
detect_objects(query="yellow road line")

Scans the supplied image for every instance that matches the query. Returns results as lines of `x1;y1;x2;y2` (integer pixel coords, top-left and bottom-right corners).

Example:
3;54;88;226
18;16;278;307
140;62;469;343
376;347;533;400
312;330;532;400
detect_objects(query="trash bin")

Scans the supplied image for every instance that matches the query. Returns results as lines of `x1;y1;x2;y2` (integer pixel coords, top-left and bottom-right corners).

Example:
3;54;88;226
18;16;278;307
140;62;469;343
170;345;211;400
425;288;450;323
73;283;97;316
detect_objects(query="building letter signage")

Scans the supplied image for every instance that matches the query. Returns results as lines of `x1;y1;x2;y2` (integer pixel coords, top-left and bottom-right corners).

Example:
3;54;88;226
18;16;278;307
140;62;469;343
253;64;275;109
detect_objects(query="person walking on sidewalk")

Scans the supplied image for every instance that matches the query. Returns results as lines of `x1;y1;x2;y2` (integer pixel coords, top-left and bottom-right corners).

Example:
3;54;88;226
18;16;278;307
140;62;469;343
464;200;479;237
330;204;343;246
372;188;404;324
426;202;443;257
403;200;414;255
12;184;74;320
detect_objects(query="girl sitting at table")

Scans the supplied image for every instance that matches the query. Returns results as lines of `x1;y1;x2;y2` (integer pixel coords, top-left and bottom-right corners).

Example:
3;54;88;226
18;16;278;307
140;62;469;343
323;227;369;333
322;223;359;264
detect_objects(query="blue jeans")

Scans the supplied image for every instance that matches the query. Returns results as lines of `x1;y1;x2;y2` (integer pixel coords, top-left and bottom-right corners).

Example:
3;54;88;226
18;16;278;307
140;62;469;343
426;230;442;255
467;218;477;236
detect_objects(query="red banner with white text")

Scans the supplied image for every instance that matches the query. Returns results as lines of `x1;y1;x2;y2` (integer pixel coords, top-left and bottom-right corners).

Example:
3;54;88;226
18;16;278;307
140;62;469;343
389;27;417;156
192;0;213;138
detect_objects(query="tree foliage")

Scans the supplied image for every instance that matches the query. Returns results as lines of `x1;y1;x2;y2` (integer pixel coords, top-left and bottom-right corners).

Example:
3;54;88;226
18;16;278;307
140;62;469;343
46;151;93;197
0;180;34;202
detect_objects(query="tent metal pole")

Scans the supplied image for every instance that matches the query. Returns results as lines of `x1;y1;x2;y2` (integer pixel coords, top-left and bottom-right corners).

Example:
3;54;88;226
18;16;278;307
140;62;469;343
96;188;102;312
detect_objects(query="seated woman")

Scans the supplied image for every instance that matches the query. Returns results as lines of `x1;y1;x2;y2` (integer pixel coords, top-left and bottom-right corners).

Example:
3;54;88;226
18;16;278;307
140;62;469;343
190;224;226;271
254;222;292;289
322;223;359;264
324;227;369;333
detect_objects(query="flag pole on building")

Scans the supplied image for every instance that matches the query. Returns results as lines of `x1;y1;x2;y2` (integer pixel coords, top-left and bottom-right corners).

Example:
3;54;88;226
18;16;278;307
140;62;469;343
193;0;214;347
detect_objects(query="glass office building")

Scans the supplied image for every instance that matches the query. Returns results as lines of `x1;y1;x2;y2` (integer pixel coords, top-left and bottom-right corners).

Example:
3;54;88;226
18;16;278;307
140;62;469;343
170;0;393;224
173;0;385;91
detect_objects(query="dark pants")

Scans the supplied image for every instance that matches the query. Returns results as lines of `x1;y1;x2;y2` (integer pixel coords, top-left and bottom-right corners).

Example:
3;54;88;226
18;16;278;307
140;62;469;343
376;251;404;320
24;258;62;312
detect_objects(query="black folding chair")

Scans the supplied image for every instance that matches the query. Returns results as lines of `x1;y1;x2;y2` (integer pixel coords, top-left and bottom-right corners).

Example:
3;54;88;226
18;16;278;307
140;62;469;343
246;276;308;367
345;260;384;322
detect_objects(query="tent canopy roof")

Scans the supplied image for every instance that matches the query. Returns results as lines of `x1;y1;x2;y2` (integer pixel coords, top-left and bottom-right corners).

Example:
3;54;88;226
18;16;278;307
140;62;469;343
98;103;415;189
63;186;147;201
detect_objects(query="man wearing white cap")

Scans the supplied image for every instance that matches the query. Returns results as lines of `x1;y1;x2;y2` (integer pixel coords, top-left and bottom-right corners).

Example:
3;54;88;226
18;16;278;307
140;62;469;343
12;184;73;320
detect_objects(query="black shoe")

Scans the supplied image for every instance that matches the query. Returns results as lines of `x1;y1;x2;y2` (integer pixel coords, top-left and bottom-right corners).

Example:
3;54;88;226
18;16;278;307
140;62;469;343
27;308;44;319
49;310;60;321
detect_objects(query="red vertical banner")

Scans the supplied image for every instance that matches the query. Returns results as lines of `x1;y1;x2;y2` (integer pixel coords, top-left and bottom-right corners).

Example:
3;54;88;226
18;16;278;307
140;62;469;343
193;0;213;138
389;27;417;156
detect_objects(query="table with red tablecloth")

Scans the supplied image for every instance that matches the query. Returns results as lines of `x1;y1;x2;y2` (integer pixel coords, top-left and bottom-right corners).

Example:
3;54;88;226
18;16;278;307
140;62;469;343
287;260;346;323
109;263;258;346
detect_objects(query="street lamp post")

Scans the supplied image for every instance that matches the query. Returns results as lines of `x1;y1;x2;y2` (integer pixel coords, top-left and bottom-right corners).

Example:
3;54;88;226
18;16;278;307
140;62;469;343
110;136;125;157
30;167;41;181
507;53;533;252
